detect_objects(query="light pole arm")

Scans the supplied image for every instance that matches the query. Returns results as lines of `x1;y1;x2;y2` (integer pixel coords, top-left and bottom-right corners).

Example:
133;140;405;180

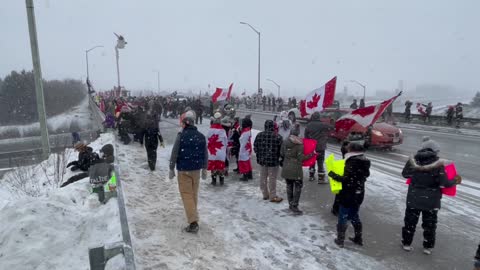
240;22;260;35
86;45;103;53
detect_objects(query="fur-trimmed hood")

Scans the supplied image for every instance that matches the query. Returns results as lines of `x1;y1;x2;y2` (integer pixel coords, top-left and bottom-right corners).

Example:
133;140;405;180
408;157;446;171
409;149;448;171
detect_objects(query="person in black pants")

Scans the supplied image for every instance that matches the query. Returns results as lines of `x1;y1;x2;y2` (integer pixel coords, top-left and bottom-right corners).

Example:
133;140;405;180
143;106;164;171
400;138;460;254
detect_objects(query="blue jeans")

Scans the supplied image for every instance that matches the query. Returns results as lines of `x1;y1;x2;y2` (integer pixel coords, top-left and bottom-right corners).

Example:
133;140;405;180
338;206;361;226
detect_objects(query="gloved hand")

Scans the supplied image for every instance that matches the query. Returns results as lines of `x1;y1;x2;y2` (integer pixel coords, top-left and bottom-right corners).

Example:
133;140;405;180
160;142;165;148
67;161;77;168
169;170;175;180
454;175;462;185
279;158;284;167
201;169;207;180
328;171;339;180
70;165;79;172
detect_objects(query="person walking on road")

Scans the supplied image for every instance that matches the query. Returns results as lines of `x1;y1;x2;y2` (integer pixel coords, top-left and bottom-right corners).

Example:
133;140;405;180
400;137;461;254
169;116;208;233
143;102;165;171
304;111;334;183
280;124;314;214
254;120;283;203
207;112;228;186
328;142;370;248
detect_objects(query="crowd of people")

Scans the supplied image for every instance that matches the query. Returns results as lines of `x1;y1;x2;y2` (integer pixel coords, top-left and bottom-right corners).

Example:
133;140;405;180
66;92;477;267
404;100;464;127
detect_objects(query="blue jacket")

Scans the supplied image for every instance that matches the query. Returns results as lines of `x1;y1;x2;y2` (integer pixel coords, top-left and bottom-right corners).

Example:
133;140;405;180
169;126;207;171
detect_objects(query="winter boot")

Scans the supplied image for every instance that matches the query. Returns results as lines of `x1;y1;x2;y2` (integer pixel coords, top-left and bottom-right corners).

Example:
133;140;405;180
247;171;253;180
211;175;217;186
308;172;315;182
349;223;363;246
334;224;347;248
317;173;327;184
184;222;199;233
290;205;303;215
240;174;248;181
219;176;224;186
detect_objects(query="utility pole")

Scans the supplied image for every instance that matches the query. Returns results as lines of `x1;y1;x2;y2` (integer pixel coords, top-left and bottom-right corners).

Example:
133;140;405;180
26;0;50;159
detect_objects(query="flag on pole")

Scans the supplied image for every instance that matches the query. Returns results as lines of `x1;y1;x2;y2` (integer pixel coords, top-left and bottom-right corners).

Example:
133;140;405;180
299;77;337;117
335;92;402;132
212;83;234;103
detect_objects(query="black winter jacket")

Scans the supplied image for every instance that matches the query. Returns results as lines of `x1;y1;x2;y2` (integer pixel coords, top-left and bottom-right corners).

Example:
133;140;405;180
402;149;454;210
254;120;283;167
329;153;370;208
304;114;334;151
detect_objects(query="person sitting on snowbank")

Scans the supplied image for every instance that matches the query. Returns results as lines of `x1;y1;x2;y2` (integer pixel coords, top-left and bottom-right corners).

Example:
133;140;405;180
61;144;114;188
67;142;99;172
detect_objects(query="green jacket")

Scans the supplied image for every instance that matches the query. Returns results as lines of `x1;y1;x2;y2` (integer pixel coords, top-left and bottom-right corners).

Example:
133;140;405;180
280;135;309;181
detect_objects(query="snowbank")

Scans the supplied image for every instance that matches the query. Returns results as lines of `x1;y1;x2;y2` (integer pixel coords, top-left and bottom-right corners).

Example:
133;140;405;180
0;133;122;270
0;97;94;139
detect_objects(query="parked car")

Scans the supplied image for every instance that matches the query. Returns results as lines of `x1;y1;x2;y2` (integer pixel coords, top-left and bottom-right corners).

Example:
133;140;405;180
294;107;403;148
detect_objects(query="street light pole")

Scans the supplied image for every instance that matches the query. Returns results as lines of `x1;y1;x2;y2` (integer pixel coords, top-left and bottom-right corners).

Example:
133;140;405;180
25;0;50;159
85;45;103;81
114;33;127;95
349;80;366;101
153;70;160;92
266;78;280;98
240;22;261;96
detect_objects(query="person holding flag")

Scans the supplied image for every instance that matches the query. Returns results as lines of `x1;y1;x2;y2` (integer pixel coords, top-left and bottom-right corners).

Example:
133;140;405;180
207;112;228;186
238;116;253;181
300;77;337;183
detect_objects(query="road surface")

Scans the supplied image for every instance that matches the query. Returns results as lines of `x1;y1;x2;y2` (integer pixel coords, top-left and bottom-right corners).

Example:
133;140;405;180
235;110;480;270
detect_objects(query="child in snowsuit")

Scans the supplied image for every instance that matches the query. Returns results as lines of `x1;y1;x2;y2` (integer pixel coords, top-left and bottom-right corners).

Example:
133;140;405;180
328;142;370;248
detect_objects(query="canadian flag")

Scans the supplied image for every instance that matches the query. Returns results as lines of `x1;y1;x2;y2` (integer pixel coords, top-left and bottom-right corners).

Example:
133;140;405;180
212;83;234;103
207;124;228;171
300;77;337;117
238;127;252;174
335;92;402;132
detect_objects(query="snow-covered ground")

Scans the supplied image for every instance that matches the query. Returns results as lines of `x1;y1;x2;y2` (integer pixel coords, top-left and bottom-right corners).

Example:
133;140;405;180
117;125;389;269
0;133;122;270
0;97;94;139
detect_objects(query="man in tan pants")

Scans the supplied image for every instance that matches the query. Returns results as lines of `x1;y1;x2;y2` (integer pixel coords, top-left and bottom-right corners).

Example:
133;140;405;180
169;116;208;233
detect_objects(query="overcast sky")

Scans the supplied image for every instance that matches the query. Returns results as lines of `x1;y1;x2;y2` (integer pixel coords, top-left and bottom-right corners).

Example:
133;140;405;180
1;0;479;97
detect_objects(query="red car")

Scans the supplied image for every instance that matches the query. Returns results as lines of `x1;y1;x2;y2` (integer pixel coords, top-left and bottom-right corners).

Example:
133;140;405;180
317;108;403;148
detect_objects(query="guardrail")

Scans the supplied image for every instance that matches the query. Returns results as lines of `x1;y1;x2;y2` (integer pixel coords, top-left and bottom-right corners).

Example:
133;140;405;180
88;165;135;270
87;95;136;270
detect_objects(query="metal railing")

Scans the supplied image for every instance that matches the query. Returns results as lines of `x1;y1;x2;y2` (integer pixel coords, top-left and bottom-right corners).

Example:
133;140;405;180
87;95;136;270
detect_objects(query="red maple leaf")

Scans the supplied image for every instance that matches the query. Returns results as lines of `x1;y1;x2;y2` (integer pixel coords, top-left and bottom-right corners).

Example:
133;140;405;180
245;141;252;153
208;134;224;155
307;93;321;109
